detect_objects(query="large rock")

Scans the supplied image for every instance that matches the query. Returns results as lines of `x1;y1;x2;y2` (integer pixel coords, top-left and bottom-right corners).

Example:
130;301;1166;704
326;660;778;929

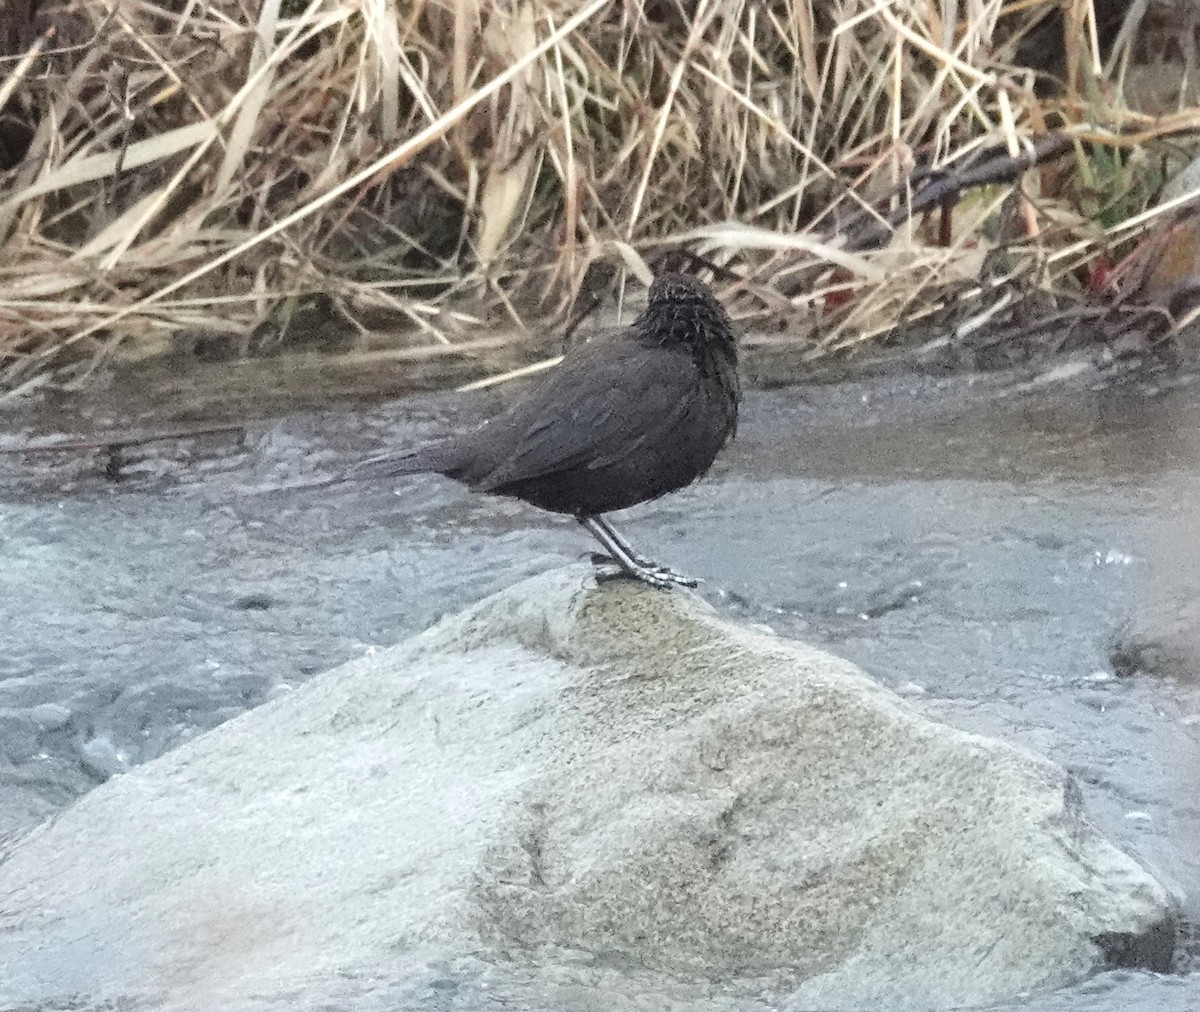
0;567;1175;1011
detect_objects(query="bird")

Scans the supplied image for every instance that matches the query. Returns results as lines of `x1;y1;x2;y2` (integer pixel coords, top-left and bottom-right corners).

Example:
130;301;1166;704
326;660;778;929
350;269;741;589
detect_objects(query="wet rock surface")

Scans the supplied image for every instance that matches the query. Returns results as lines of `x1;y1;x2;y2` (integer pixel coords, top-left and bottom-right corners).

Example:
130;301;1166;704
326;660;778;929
0;570;1176;1011
1112;596;1200;682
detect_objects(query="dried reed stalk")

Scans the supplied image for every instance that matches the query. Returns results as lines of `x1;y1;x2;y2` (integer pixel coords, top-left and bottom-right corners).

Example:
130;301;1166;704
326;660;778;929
0;0;1196;392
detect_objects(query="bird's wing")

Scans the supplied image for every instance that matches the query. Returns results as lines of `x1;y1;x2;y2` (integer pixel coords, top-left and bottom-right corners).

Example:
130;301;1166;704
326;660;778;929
470;337;696;492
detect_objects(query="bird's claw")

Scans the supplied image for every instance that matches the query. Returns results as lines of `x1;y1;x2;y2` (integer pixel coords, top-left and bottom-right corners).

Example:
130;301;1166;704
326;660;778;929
589;552;699;589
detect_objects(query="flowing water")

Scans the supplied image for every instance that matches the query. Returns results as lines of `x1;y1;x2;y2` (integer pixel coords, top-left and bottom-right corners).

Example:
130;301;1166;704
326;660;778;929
2;357;1199;1010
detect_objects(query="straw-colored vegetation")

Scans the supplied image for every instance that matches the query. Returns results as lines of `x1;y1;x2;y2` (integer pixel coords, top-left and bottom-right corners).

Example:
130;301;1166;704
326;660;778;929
0;0;1198;395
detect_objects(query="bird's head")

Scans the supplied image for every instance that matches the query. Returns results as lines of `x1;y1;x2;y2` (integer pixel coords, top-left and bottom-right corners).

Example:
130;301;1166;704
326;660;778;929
638;271;737;366
647;271;721;309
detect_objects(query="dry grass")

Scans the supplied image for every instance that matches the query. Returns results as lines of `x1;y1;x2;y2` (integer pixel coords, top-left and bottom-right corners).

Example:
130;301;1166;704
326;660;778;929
0;0;1199;394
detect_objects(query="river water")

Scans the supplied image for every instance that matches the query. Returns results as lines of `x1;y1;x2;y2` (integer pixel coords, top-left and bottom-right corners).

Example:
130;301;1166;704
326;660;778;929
1;357;1199;1010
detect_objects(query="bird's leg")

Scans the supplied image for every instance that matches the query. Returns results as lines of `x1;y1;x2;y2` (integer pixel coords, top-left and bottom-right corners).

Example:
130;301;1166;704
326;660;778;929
589;515;667;570
577;516;698;589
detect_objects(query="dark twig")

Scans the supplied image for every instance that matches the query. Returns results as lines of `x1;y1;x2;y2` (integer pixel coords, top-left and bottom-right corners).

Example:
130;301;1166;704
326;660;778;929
839;133;1076;252
0;423;247;456
1;423;247;479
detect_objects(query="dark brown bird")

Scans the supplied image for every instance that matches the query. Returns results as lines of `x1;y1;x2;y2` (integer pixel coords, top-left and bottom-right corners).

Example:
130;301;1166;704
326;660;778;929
352;271;740;588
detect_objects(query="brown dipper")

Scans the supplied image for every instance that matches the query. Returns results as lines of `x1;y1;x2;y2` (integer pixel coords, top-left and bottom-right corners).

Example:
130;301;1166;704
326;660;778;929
351;271;740;588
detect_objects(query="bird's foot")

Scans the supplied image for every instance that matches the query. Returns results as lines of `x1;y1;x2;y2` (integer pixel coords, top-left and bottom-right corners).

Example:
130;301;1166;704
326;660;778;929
589;552;699;589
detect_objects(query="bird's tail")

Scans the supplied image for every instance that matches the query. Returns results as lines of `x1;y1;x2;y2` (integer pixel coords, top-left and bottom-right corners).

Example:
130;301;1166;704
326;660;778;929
249;441;458;499
347;440;458;482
